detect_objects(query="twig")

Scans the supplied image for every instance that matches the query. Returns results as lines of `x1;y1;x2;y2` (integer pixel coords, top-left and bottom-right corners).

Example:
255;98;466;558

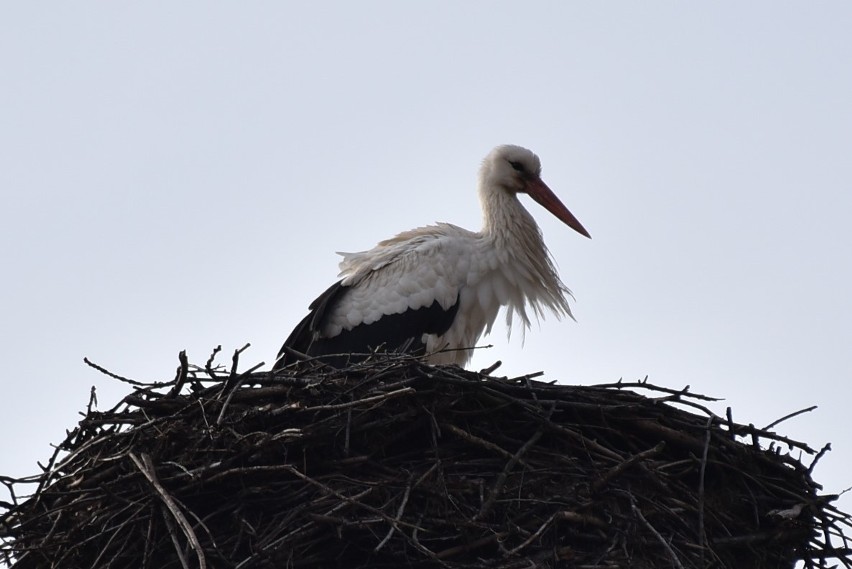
204;345;222;374
129;452;207;569
86;386;98;415
168;350;189;398
223;344;252;392
83;357;148;386
476;427;544;521
505;511;558;557
215;361;266;425
436;532;509;560
294;387;416;413
344;405;352;456
763;405;818;431
698;415;713;565
231;343;251;373
592;442;665;493
442;423;522;463
272;344;309;367
628;494;686;569
160;505;191;569
375;474;414;552
726;407;736;440
282;465;421;531
808;443;832;475
597;380;721;402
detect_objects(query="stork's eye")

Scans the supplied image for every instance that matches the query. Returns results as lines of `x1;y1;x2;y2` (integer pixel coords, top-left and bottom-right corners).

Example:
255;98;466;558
508;160;525;173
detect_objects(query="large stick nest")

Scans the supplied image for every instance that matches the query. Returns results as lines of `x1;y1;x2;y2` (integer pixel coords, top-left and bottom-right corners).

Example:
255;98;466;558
1;348;850;568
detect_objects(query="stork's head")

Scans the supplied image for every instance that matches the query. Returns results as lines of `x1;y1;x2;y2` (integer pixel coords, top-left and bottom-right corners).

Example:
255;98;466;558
480;145;591;238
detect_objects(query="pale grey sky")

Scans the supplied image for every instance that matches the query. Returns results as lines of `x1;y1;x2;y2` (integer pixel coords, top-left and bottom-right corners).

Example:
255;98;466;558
2;2;851;520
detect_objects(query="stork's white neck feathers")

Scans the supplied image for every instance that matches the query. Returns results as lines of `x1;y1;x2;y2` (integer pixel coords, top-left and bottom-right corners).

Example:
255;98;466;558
473;145;574;335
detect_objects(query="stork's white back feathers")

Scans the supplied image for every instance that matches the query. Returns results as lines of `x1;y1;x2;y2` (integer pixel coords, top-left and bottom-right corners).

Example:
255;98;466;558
275;145;590;369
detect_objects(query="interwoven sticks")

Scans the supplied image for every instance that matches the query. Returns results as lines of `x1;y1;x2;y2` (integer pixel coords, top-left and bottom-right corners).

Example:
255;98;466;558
1;351;849;568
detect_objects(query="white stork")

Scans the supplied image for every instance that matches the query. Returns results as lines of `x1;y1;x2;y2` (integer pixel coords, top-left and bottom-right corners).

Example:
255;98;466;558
274;144;590;369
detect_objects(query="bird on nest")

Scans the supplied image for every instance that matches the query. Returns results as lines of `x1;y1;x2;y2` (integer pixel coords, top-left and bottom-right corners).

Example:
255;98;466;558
274;144;590;369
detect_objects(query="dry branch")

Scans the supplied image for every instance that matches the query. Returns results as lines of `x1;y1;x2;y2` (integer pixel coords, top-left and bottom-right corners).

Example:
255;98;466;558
1;351;850;569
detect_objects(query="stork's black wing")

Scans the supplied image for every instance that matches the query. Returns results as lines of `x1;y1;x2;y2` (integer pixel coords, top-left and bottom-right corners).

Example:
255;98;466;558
274;281;460;370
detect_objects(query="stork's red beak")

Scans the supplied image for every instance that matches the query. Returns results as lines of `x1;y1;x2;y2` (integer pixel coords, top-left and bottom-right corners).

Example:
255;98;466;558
527;179;591;238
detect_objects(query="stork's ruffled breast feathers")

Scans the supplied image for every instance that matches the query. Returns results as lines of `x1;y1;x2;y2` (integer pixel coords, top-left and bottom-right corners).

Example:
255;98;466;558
274;145;590;370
